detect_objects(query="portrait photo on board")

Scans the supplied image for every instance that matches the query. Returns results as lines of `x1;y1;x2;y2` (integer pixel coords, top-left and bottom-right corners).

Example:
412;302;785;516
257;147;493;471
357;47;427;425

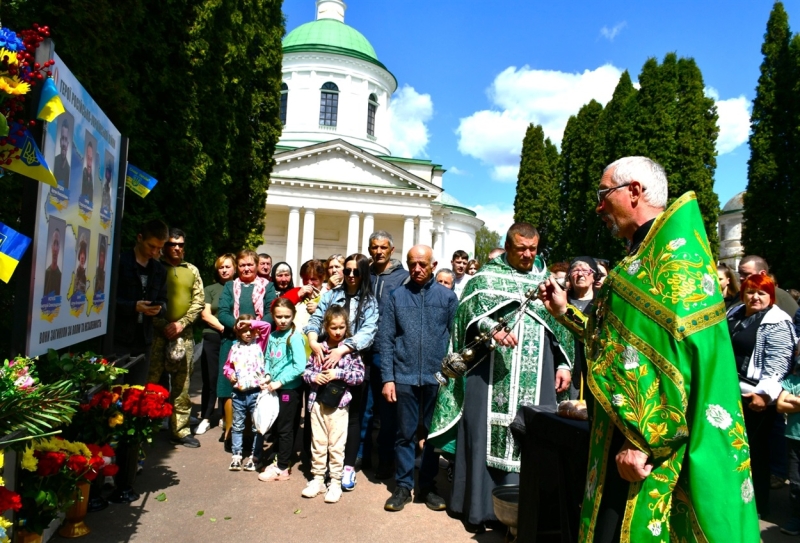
42;216;66;299
53;112;74;191
79;131;97;208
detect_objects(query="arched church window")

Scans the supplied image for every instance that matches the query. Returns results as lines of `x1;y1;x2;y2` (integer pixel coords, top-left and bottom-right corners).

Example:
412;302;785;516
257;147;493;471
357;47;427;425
320;82;339;127
280;83;288;125
367;93;378;136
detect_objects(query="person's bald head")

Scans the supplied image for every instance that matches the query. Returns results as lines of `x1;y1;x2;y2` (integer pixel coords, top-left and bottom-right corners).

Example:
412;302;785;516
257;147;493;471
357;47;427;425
407;244;436;285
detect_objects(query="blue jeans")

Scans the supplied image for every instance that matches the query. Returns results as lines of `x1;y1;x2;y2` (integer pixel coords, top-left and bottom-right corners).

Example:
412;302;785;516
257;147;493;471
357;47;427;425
232;389;264;458
359;355;397;466
395;383;439;491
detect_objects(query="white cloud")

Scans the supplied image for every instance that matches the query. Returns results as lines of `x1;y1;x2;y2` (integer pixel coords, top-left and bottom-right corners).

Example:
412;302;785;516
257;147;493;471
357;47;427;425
447;165;467;175
705;87;751;155
457;64;623;181
600;22;627;42
385;85;433;158
470;203;515;237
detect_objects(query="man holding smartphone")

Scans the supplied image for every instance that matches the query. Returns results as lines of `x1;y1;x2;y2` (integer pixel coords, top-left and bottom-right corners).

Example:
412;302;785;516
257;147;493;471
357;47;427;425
113;219;169;387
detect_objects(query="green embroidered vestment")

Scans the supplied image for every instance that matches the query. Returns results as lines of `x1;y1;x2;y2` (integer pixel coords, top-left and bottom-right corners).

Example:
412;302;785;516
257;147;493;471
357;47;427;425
560;192;759;542
428;255;574;472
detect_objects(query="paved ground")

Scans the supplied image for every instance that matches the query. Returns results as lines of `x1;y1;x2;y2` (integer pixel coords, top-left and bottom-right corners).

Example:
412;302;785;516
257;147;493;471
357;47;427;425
49;368;797;543
51;370;506;543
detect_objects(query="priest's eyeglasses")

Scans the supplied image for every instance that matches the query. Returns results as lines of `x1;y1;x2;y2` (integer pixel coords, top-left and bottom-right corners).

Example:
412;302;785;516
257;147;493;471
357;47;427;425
596;182;633;203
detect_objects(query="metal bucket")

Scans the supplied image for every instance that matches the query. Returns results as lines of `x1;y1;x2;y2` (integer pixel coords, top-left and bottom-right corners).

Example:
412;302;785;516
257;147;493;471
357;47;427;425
492;484;519;537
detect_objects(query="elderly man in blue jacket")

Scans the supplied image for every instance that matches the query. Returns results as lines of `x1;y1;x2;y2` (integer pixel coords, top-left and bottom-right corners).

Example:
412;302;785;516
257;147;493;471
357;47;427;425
379;244;458;512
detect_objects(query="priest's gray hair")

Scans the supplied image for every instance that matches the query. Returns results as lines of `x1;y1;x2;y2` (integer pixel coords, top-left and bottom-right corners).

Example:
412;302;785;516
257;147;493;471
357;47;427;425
604;156;668;209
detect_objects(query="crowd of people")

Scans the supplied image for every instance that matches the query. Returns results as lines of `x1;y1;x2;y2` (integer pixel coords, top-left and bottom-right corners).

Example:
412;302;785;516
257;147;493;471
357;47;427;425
110;155;800;540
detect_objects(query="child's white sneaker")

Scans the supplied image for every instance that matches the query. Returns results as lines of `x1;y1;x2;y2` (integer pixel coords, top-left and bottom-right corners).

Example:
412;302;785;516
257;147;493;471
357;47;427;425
229;455;242;471
302;477;325;498
325;481;342;503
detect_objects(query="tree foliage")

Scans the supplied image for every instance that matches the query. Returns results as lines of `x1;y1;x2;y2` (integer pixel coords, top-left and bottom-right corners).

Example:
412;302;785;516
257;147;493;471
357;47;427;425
4;0;285;278
474;225;501;265
513;123;562;259
744;1;798;287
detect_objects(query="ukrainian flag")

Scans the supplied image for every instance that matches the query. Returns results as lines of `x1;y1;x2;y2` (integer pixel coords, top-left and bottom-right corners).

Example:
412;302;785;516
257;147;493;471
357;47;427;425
126;164;158;198
37;78;65;122
0;123;57;186
0;221;31;283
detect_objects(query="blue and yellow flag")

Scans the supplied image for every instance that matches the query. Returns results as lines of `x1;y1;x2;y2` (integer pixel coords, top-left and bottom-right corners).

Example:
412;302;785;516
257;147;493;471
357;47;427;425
0;221;31;283
0;123;57;186
37;78;65;122
126;164;158;198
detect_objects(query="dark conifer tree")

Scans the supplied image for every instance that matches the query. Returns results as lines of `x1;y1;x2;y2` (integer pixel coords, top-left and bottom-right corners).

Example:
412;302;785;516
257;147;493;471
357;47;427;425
513;124;562;258
745;2;796;286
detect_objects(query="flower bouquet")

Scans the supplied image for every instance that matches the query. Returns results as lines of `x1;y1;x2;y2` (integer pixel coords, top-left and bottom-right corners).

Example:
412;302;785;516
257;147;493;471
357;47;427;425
37;350;128;394
0;453;22;543
0;357;78;439
17;437;114;535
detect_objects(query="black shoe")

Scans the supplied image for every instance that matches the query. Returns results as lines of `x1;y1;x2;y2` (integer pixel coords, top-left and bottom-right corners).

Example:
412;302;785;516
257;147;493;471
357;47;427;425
171;435;201;448
418;487;446;511
384;486;412;511
463;521;486;534
374;462;394;480
108;487;140;504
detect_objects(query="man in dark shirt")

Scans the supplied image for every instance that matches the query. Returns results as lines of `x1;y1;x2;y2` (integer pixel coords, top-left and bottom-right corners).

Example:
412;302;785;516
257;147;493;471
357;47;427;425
53;122;70;190
113;219;168;386
43;229;61;296
80;141;94;203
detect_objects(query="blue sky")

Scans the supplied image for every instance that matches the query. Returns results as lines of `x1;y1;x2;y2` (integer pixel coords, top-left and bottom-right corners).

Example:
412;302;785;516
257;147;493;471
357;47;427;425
281;0;797;234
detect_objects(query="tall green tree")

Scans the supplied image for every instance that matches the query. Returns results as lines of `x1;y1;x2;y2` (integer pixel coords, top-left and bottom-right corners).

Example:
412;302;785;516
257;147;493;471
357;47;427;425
513;123;562;258
559;100;607;261
745;2;796;287
474;226;502;265
671;57;720;255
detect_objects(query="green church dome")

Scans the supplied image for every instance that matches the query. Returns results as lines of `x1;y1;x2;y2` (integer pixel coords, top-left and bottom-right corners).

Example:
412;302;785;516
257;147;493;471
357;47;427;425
283;19;387;70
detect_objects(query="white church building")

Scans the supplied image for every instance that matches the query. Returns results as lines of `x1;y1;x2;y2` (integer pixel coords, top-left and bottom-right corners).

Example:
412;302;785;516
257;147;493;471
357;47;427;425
257;0;483;278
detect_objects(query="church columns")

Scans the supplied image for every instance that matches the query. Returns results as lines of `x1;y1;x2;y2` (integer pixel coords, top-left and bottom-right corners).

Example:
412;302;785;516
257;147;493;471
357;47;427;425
285;207;300;279
361;213;374;255
402;216;415;259
300;208;316;268
346;212;360;256
418;216;433;248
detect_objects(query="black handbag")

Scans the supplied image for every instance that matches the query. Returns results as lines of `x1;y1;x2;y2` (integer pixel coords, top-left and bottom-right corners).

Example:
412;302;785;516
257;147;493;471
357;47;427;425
317;379;347;408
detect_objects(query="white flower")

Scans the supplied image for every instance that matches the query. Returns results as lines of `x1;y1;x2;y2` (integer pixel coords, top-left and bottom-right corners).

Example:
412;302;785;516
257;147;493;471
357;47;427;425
667;238;686;251
626;259;641;275
741;478;754;503
647;520;662;536
612;394;626;406
622;346;639;370
705;404;732;430
702;273;716;297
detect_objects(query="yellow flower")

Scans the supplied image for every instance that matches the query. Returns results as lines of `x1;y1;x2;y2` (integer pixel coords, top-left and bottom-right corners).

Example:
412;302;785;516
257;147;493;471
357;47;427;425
0;48;19;67
108;413;124;428
20;445;38;472
0;75;30;96
0;516;12;543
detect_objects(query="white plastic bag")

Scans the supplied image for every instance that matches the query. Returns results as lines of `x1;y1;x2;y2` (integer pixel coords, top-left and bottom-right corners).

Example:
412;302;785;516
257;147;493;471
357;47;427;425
253;389;279;435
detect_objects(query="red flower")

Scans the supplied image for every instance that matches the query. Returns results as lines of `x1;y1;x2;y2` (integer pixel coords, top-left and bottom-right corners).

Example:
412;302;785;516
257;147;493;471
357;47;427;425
101;464;119;477
66;454;89;476
100;444;115;457
35;451;66;476
85;444;102;457
0;486;22;512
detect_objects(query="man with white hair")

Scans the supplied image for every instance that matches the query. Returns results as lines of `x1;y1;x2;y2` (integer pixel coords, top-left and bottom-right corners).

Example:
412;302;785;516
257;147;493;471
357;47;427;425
540;156;759;542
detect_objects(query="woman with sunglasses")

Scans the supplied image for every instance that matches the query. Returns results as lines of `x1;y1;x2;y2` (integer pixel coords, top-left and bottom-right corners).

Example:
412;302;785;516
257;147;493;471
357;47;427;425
304;253;379;492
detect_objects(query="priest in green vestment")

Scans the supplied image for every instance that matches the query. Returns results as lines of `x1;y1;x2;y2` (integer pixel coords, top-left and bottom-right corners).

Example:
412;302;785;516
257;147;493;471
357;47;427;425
540;156;759;543
428;222;574;529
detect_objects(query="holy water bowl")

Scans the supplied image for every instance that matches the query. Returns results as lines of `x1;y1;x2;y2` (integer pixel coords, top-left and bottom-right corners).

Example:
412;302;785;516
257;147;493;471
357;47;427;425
491;484;519;536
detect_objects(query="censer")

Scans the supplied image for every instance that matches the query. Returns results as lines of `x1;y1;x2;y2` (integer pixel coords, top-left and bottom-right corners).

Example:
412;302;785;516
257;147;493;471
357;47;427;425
435;279;559;386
